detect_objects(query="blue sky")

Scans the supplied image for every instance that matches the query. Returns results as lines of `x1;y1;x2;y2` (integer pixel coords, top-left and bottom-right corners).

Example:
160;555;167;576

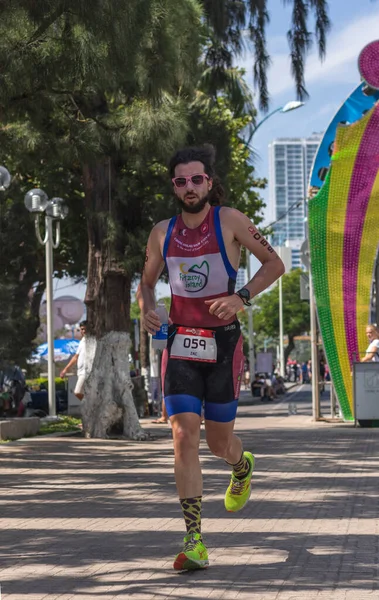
238;0;379;223
55;0;379;300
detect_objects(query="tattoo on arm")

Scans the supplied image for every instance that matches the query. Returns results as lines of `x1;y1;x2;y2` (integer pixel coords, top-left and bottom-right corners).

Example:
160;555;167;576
248;226;274;253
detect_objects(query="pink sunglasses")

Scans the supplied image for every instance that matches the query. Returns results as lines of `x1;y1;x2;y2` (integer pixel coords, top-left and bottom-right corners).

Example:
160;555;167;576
172;174;209;188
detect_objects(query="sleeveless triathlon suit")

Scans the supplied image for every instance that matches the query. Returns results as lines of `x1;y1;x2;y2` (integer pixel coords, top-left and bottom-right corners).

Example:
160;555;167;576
161;206;244;422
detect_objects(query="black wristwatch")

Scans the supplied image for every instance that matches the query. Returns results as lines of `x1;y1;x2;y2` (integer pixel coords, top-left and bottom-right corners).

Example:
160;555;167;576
235;288;251;306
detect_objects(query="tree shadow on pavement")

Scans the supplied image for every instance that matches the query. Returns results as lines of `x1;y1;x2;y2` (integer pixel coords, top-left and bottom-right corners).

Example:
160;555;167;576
1;406;379;599
1;528;378;599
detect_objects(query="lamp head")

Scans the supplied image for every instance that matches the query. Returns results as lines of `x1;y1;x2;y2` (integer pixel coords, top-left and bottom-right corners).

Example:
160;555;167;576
0;166;11;191
24;188;49;213
46;197;69;220
281;101;305;113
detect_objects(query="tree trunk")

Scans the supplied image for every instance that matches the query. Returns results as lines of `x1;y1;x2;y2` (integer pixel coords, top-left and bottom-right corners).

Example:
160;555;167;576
284;335;295;366
29;281;45;331
81;332;146;439
82;160;146;440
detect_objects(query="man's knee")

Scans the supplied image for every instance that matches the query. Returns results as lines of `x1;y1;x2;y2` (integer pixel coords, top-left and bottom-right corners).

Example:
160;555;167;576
172;417;200;456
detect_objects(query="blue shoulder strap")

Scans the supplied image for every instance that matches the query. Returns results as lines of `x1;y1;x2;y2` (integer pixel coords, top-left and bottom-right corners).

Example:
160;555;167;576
163;216;177;263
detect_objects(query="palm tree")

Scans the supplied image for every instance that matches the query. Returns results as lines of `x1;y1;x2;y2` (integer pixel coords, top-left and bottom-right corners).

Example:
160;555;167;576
202;0;331;110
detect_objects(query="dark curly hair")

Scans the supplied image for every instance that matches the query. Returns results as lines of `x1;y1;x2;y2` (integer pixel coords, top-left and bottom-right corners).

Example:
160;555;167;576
169;144;225;205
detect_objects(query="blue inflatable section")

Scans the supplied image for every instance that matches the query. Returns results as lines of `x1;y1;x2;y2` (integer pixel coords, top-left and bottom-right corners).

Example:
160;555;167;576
310;83;379;189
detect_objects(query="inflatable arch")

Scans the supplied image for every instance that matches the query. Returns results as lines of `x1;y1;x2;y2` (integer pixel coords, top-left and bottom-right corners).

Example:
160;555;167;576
308;41;379;420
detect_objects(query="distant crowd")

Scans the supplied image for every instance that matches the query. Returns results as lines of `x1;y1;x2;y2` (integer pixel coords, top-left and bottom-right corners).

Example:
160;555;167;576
246;356;330;403
285;359;330;385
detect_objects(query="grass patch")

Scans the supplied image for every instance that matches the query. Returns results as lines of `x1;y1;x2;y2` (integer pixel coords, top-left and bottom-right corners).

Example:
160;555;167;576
38;416;82;436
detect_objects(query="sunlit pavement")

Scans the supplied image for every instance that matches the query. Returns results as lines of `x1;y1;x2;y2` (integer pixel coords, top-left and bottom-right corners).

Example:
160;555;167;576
1;384;378;600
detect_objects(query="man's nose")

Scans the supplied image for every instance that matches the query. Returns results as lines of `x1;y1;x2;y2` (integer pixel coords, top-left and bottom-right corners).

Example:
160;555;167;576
186;178;195;190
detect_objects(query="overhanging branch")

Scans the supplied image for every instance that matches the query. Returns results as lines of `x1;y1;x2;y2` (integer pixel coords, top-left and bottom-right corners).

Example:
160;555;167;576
27;4;67;46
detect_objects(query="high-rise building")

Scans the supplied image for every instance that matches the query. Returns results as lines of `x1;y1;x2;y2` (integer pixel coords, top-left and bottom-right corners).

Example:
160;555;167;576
236;267;247;290
268;133;322;269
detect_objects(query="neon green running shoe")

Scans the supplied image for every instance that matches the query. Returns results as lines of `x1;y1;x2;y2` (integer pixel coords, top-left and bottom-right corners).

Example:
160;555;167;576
173;533;209;571
224;451;255;512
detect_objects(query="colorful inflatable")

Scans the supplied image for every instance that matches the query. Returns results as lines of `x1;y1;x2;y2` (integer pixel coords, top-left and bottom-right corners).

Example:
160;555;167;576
308;41;379;420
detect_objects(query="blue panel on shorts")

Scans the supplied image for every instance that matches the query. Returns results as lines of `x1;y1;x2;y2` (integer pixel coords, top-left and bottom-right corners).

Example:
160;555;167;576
165;394;202;417
204;399;238;423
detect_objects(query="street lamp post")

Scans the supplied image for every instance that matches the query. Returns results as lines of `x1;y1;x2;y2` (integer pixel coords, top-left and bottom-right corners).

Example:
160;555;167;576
278;246;285;377
245;100;304;380
246;252;255;381
25;190;69;418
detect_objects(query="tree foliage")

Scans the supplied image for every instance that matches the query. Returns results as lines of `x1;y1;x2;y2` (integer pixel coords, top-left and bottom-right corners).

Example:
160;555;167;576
0;164;88;365
252;269;310;361
0;1;332;367
0;0;204;350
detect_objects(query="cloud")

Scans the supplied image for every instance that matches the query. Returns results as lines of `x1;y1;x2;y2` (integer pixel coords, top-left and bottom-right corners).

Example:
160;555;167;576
243;7;379;98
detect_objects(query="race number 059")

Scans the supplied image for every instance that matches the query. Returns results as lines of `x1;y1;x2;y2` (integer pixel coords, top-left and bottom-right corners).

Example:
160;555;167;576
183;337;206;350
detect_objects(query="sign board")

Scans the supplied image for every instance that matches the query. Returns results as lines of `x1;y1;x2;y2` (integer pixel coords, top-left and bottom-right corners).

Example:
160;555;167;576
353;362;379;422
256;352;273;375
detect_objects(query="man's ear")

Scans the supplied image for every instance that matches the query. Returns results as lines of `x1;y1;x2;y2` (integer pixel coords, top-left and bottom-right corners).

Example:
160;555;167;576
208;178;213;190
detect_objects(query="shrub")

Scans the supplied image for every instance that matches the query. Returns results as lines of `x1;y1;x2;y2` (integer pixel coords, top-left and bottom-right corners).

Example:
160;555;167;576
26;377;66;391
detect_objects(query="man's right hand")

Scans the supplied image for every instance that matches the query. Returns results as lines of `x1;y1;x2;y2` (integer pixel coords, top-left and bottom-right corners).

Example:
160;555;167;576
143;310;161;335
60;369;67;379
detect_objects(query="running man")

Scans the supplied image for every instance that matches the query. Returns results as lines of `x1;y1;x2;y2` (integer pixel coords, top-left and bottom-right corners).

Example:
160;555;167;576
139;145;284;570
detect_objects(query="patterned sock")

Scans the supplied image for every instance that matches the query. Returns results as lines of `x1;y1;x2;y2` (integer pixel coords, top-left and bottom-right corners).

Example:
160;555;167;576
180;496;202;537
232;452;250;480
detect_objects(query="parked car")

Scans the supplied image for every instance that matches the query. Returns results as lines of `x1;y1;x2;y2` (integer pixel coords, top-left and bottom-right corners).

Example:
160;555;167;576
24;387;67;417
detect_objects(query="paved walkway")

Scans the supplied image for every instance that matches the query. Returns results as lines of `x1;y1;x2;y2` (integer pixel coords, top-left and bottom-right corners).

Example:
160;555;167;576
1;386;379;600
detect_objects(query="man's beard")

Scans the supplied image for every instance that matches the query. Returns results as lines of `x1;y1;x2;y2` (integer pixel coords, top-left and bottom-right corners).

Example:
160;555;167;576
177;192;210;214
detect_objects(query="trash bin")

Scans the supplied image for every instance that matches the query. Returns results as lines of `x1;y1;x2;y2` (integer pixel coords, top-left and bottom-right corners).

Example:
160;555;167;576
353;361;379;427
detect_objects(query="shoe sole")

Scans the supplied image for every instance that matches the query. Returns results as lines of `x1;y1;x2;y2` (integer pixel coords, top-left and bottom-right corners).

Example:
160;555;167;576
173;553;209;571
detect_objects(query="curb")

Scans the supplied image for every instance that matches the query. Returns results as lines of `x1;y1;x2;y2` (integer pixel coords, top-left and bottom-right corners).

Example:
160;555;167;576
0;429;82;446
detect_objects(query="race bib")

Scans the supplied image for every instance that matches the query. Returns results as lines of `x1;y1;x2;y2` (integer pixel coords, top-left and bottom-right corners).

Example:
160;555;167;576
170;327;217;363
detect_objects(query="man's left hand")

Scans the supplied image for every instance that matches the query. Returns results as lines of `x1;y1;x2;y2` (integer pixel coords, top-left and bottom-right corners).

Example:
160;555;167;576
204;294;244;320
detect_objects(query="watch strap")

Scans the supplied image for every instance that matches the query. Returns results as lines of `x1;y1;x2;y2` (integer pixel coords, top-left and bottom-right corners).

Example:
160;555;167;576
235;289;251;307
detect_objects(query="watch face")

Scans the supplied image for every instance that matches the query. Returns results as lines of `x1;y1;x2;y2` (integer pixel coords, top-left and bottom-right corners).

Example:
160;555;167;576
239;288;250;301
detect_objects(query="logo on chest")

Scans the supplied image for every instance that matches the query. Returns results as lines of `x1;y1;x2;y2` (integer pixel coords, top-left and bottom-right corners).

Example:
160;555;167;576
179;260;209;292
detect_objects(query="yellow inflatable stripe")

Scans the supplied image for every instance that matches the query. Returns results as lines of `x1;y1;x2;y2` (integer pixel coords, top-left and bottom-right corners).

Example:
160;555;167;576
357;169;379;358
327;116;368;412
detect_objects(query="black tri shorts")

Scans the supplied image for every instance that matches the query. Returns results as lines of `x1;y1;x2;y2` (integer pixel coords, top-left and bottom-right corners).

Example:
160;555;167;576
161;320;244;423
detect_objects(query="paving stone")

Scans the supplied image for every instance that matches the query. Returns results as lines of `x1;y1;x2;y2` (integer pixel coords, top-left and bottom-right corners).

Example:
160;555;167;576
1;386;378;599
